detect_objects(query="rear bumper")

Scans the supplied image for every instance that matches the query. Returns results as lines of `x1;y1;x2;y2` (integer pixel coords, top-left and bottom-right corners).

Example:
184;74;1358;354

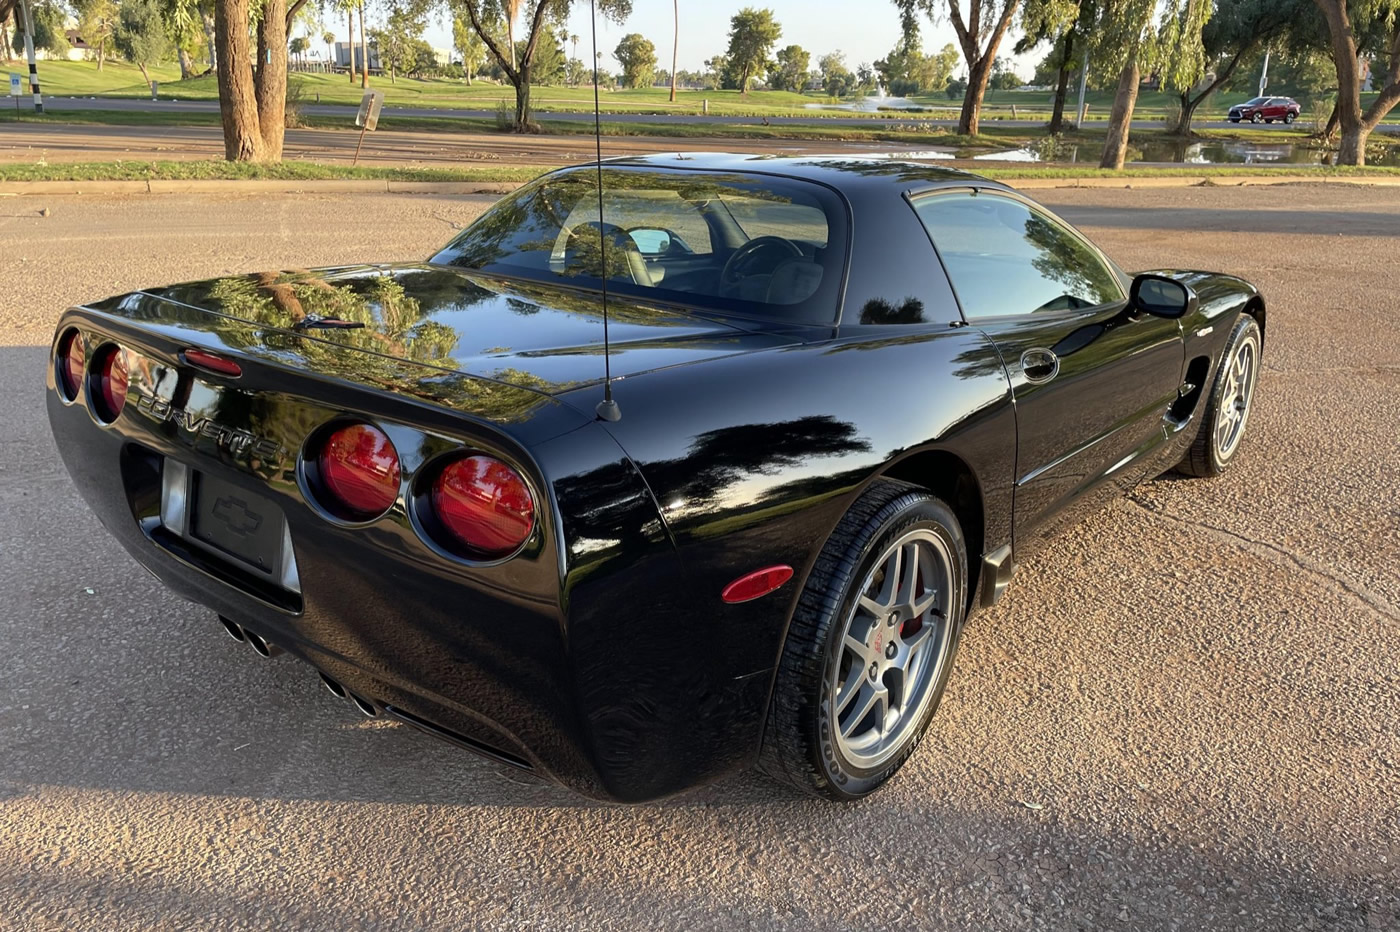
45;310;779;803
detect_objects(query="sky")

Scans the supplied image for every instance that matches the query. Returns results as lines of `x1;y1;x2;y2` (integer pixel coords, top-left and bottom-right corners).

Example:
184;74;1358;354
413;1;1044;80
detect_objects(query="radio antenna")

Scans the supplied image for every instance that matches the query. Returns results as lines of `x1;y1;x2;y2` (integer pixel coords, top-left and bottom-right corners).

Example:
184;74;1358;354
589;0;621;422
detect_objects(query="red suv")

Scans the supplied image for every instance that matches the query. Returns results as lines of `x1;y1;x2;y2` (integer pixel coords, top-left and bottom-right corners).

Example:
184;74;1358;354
1228;96;1301;124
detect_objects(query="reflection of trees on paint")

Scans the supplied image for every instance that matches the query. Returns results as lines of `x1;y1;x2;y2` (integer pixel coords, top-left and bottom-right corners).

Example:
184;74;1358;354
1020;213;1121;311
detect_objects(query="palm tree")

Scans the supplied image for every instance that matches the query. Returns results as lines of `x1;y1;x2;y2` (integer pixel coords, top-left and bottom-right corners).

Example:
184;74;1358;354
570;33;579;84
323;29;335;66
670;0;678;102
504;0;523;71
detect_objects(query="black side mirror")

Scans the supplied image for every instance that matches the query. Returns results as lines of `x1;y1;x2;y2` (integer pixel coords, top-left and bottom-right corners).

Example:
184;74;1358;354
1130;273;1197;319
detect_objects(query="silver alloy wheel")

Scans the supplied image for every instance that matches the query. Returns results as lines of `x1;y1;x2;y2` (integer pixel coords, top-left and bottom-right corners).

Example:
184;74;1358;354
829;528;954;769
1215;334;1258;460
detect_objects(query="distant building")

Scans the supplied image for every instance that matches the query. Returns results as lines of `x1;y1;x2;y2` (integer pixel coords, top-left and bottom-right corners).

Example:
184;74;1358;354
334;40;381;72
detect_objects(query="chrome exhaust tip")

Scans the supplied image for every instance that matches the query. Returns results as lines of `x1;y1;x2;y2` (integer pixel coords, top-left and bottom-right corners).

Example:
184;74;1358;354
219;616;246;642
348;692;378;717
242;629;283;659
318;671;348;699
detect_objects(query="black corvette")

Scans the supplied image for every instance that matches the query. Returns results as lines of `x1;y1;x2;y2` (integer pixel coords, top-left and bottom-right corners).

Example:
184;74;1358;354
46;155;1264;802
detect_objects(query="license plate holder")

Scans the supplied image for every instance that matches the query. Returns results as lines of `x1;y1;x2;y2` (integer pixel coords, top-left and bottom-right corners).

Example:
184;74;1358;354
188;473;285;576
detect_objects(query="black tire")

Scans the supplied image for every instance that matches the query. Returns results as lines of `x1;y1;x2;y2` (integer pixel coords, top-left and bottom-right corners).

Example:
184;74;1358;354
759;479;968;801
1284;112;1296;124
1229;118;1241;123
1178;314;1262;478
1252;112;1264;123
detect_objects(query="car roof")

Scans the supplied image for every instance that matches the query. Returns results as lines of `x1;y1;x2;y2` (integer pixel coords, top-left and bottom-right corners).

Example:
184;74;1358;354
577;152;1012;199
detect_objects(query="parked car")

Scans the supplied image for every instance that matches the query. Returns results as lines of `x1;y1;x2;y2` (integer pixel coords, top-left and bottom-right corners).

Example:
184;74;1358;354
46;156;1265;803
1228;96;1301;124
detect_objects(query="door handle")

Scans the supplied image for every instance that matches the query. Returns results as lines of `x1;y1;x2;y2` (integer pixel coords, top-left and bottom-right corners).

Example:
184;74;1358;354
1021;347;1060;383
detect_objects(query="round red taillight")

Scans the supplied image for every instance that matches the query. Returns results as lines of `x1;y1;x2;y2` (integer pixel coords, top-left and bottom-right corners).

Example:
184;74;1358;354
316;423;401;520
91;343;128;421
431;455;535;557
57;329;85;400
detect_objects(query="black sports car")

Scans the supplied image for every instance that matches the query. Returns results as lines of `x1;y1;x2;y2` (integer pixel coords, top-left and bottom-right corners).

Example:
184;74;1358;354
46;156;1264;802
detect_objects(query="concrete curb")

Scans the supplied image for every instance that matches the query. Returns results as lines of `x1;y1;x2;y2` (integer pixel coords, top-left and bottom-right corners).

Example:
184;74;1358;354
3;174;1399;197
0;179;525;196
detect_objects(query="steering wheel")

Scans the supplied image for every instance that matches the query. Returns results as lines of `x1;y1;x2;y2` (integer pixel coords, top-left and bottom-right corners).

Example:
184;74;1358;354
720;236;803;290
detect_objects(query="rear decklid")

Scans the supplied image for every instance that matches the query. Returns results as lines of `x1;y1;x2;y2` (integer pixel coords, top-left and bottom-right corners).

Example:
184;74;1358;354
111;264;804;398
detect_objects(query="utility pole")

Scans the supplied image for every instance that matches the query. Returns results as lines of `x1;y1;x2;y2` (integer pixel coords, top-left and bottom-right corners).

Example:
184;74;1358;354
1075;45;1089;126
1258;45;1270;97
18;0;42;113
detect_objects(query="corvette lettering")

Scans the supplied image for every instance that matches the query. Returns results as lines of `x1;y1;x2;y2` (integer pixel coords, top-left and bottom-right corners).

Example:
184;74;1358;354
136;394;285;462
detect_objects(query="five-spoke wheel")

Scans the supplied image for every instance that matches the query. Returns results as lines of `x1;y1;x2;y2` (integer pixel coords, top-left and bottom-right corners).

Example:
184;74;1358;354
761;479;967;800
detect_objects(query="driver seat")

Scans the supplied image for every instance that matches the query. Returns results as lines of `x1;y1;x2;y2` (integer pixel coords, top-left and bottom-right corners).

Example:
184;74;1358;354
561;221;655;287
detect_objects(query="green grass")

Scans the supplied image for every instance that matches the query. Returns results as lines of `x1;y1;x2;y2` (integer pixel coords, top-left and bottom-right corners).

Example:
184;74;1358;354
0;160;543;183
32;60;1400;123
32;59;183;97
6;158;1398;185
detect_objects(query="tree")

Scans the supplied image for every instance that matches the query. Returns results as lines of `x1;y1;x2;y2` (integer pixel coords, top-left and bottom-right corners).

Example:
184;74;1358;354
1088;0;1210;169
1171;0;1311;135
724;7;781;94
894;0;1022;134
819;50;854;96
614;32;656;88
373;1;429;83
452;15;485;82
1018;0;1084;133
208;0;304;161
454;0;631;130
875;36;958;94
989;56;1022;89
769;43;809;91
704;52;728;88
73;0;117;70
323;28;335;62
13;0;67;56
1312;0;1400;165
113;0;168;88
290;34;309;63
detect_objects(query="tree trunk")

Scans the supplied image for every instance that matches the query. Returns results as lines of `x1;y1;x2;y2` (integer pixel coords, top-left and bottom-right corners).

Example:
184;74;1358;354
358;3;368;88
1049;32;1071;135
1;13;9;63
347;9;355;82
1337;124;1366;166
214;0;265;161
1323;101;1339;139
1099;61;1140;170
178;47;193;80
97;36;106;70
670;0;677;102
202;13;216;70
138;62;152;89
254;0;288;159
1172;92;1202;136
959;54;994;136
513;66;534;130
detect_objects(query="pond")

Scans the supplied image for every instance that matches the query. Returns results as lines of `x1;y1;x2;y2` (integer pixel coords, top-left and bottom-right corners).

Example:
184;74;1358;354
966;139;1400;167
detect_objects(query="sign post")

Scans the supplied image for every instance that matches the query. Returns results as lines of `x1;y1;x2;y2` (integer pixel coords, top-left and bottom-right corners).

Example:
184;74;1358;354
352;90;384;166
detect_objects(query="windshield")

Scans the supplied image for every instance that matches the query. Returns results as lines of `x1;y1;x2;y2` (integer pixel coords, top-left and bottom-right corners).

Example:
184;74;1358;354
430;167;848;324
1243;97;1268;106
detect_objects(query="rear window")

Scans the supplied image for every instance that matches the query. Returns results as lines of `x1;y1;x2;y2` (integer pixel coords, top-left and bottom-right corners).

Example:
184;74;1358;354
430;167;847;324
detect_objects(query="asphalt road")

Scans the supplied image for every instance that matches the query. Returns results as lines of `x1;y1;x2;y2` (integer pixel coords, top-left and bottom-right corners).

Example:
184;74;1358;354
2;184;1398;930
0;121;926;168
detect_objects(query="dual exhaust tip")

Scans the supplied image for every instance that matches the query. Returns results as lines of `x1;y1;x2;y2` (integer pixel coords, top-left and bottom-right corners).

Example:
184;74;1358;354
219;616;282;658
318;671;378;717
218;615;378;717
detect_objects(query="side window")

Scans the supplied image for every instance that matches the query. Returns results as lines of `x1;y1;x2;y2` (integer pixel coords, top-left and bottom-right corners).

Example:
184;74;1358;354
912;192;1124;319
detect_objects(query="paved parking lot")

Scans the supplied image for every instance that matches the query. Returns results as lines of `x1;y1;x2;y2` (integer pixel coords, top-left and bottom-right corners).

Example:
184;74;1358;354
1;183;1397;930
